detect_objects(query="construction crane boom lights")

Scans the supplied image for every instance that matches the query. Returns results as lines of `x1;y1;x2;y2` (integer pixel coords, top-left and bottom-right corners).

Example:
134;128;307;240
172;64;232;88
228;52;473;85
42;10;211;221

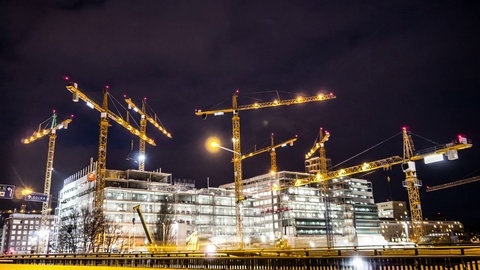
124;96;172;138
299;127;472;243
21;110;72;254
196;89;335;249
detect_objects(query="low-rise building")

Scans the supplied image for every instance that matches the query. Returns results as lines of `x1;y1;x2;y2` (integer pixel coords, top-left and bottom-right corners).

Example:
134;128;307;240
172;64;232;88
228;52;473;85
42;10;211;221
1;213;54;254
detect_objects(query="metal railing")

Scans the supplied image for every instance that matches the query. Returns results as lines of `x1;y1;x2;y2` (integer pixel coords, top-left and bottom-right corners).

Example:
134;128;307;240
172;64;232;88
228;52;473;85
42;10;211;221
2;246;480;269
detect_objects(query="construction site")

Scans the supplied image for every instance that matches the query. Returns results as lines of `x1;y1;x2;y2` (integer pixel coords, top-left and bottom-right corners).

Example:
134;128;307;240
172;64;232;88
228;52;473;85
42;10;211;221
2;78;475;255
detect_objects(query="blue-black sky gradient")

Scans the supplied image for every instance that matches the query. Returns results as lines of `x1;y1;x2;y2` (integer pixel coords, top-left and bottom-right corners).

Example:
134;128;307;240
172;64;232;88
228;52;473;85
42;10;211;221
1;1;479;230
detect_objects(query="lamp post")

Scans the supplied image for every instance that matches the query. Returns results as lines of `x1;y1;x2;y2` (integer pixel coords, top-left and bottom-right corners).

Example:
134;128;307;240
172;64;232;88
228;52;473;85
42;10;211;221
207;138;244;248
162;222;166;245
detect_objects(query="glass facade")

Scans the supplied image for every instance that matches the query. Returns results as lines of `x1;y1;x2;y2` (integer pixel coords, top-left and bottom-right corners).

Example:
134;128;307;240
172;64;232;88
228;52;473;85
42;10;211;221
55;164;387;251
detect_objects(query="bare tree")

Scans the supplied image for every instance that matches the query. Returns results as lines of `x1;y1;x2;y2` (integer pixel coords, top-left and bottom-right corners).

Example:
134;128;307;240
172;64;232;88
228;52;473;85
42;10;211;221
154;197;175;246
57;206;112;253
103;222;122;252
57;209;80;253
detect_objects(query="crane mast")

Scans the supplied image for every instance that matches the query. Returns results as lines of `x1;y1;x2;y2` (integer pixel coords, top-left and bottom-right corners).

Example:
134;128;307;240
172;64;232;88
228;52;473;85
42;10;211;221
125;97;172;171
270;134;276;173
196;91;335;249
66;81;156;210
22;111;72;254
305;128;333;248
401;128;425;243
139;100;147;171
231;93;244;248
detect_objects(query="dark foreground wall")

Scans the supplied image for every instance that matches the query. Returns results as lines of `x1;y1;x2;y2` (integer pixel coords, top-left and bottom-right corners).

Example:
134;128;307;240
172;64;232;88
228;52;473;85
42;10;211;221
2;247;480;270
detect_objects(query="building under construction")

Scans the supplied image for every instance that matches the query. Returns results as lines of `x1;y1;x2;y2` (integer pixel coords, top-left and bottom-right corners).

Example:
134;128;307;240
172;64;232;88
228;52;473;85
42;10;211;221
55;160;387;252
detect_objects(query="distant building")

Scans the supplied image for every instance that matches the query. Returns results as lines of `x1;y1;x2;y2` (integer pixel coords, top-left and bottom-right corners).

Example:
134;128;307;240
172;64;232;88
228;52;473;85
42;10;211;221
0;213;55;254
380;220;464;243
376;200;464;243
376;201;408;220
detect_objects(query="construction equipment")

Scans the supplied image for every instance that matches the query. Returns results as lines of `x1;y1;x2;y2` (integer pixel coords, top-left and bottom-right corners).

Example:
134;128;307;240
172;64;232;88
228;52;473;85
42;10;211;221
304;128;333;248
195;90;336;249
186;231;199;251
239;133;297;174
124;97;172;171
426;175;480;192
22;110;72;254
133;205;156;252
66;80;156;210
292;127;472;243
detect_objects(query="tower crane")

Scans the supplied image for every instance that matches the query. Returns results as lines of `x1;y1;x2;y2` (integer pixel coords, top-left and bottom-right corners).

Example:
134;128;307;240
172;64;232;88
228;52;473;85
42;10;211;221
239;133;297;174
22;110;72;254
305;127;330;172
124;97;172;171
304;128;334;248
66;80;156;210
195;90;336;249
426;175;480;192
290;127;472;243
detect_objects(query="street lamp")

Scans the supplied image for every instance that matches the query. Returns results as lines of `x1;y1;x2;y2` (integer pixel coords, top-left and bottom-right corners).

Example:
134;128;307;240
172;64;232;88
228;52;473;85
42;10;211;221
206;137;244;249
209;140;241;155
22;188;33;196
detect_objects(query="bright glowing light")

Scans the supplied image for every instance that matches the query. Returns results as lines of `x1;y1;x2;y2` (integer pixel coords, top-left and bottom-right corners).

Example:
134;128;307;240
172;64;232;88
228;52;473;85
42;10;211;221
86;101;94;109
206;244;216;253
138;154;146;161
362;163;370;171
22;188;33;196
38;229;49;238
214;112;224;116
205;137;221;153
352;256;367;270
424;153;444;164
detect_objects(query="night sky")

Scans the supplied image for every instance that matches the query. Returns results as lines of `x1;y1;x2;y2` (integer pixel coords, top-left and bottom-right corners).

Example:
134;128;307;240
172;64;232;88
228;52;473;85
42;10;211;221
1;1;479;230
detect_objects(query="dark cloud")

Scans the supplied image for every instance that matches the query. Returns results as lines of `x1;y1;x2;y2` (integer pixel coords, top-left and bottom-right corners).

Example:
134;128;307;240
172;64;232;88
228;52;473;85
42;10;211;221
1;1;479;229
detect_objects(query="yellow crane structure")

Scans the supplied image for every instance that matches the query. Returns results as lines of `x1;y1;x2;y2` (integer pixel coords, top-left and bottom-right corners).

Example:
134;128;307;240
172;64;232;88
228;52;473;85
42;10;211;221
426;175;480;192
292;127;472;243
124;96;172;171
195;90;336;248
22;110;72;254
304;128;334;248
239;133;297;174
66;80;156;210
